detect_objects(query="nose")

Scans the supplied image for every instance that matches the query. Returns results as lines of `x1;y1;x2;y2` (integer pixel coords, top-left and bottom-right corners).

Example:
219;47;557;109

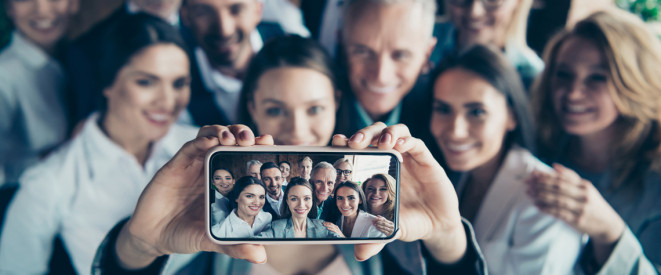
449;115;469;139
286;111;311;145
296;199;305;208
370;55;396;86
566;80;586;100
156;84;177;111
35;0;54;17
469;0;487;18
217;10;236;38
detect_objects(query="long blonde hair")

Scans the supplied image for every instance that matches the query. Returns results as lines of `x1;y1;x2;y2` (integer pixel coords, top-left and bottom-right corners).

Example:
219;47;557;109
532;10;661;188
362;173;396;221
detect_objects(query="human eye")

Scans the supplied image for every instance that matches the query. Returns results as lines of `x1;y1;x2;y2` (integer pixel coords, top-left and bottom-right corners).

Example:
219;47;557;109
350;46;371;58
136;78;155;87
468;107;486;118
392;50;412;62
173;77;190;90
225;176;232;180
291;197;297;201
229;3;244;15
308;105;324;115
348;196;355;200
304;197;311;201
260;195;265;199
246;194;254;198
265;107;284;117
367;187;375;192
379;187;387;191
432;101;452;116
553;68;573;82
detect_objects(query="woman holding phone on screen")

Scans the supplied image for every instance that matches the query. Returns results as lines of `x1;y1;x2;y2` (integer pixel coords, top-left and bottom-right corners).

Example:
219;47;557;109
260;177;342;238
335;181;387;238
212;176;272;238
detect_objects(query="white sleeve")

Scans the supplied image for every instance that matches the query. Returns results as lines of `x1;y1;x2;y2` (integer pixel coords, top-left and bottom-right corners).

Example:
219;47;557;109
0;163;71;274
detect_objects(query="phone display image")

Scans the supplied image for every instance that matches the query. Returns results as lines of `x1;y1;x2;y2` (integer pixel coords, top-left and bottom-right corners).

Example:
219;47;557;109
206;147;399;243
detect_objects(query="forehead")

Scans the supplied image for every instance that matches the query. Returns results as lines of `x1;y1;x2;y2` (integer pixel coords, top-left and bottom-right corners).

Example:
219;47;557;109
337;162;351;169
289;185;312;196
214;169;230;176
255;67;335;106
124;44;189;77
366;178;386;188
280;163;290;168
344;2;430;51
261;167;282;176
312;168;334;179
186;0;255;7
336;186;358;196
555;36;607;69
434;69;506;107
242;184;264;194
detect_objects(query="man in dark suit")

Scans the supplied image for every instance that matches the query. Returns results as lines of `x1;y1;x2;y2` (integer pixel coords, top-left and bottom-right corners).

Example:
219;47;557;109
66;0;183;124
309;161;340;222
180;0;285;127
259;162;285;219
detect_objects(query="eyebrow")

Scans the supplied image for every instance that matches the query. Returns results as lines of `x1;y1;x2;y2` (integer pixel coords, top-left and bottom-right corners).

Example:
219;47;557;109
434;99;485;108
261;97;332;105
128;71;159;79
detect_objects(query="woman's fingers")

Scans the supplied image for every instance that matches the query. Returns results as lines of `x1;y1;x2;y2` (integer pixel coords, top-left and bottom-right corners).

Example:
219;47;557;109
354;243;386;262
255;134;274;146
331;134;349;147
213;244;267;264
347;122;388;149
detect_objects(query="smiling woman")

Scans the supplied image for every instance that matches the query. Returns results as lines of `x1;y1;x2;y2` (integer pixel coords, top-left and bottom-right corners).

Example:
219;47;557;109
0;13;199;275
239;35;339;146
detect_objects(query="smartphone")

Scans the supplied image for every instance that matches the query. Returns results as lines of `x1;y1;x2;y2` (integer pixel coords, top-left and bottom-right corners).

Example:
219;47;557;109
205;145;401;244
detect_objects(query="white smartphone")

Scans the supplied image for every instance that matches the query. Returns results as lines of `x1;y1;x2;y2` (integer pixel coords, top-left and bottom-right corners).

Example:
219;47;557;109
205;145;401;244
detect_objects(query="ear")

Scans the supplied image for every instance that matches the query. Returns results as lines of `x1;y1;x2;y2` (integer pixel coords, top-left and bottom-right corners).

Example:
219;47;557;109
506;108;517;132
253;1;264;24
421;37;438;74
334;89;342;111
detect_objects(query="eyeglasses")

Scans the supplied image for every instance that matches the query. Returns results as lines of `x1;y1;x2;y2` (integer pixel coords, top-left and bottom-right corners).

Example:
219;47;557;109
447;0;505;10
336;169;352;176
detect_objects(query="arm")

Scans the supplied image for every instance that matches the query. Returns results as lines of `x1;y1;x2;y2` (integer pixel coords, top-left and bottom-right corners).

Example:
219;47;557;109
423;219;487;275
0;166;68;274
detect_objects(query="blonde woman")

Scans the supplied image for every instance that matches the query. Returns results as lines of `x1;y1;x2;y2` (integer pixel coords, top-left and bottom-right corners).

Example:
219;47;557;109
527;10;661;273
362;173;396;236
436;0;541;89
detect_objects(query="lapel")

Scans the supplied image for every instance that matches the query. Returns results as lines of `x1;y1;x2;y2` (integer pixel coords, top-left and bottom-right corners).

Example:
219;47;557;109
472;147;541;242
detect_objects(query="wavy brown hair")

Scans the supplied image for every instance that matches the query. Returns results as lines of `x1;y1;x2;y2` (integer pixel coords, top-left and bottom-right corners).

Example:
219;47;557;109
532;10;661;189
362;173;396;221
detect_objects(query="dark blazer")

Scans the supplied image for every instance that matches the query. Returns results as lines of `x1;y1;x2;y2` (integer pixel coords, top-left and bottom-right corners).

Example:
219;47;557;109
186;22;285;127
318;196;340;223
300;0;327;40
261;199;281;220
259;217;341;238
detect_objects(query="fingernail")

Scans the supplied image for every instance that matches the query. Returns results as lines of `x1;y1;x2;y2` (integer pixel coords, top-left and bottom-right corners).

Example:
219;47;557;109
350;133;364;143
396;138;405;145
239;130;253;140
221;130;230;140
380;133;391;144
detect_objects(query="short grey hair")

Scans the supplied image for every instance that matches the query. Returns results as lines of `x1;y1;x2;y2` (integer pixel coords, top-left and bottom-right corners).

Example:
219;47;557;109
311;161;337;179
246;160;262;171
342;0;437;39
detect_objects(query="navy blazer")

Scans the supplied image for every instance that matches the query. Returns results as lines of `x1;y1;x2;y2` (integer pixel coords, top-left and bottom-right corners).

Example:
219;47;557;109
259;217;341;238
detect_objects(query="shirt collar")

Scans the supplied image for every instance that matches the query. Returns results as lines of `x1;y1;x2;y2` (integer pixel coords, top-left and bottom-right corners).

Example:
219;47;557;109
354;100;402;128
194;30;263;94
126;1;180;26
11;32;54;69
82;112;180;180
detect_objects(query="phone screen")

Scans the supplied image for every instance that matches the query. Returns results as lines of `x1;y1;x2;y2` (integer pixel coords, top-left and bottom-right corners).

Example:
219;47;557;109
208;150;399;241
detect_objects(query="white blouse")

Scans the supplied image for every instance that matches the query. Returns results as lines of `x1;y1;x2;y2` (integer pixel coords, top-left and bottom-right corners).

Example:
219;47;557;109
212;209;272;238
338;210;386;238
0;113;198;275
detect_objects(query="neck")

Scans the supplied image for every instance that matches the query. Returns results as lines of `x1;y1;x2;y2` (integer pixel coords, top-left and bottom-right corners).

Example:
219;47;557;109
269;191;281;200
343;212;358;226
291;216;307;231
213;45;252;79
468;147;506;190
101;114;152;166
236;209;256;227
370;205;383;216
571;127;616;173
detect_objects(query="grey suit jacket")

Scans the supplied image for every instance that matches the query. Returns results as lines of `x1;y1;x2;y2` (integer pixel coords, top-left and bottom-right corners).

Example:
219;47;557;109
259;217;341;238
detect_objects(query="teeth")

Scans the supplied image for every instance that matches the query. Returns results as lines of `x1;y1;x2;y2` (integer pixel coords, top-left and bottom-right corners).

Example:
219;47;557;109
367;84;397;94
446;143;473;152
147;113;170;122
33;20;55;29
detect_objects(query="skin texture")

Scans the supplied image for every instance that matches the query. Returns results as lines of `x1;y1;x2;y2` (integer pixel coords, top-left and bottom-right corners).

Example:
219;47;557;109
430;68;516;173
213;169;234;196
112;122;467;271
249;67;337;146
364;179;395;236
343;1;436;120
287;186;313;227
279;163;291;179
299;159;312;180
310;168;335;205
335;162;352;184
336;187;361;237
261;167;283;199
448;0;518;48
180;0;262;77
102;44;191;165
234;184;266;227
6;0;80;54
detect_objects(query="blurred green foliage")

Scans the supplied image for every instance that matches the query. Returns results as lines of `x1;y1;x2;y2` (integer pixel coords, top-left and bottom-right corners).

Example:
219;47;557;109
617;0;661;21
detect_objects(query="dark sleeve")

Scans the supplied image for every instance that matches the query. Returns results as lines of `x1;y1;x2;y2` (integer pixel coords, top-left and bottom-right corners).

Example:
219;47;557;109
91;218;169;275
422;218;487;275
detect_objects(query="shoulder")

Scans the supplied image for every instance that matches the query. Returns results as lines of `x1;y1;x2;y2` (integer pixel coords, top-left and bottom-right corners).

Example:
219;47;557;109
161;123;199;149
270;218;288;229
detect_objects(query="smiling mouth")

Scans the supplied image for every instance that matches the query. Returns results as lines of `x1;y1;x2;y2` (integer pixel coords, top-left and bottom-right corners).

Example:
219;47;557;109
294;208;308;214
248;205;261;211
366;83;398;94
145;111;173;126
444;142;474;153
30;19;59;31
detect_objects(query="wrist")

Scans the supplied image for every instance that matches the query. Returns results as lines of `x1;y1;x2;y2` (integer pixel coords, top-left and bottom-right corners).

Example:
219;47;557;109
115;220;161;270
422;218;467;264
592;215;625;246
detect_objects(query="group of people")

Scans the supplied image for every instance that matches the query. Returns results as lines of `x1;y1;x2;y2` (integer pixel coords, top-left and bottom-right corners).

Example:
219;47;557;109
209;158;397;240
0;0;660;274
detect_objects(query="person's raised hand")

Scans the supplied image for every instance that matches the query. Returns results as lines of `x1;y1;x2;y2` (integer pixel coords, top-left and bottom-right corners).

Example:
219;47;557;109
526;164;625;263
372;216;394;236
322;221;345;238
333;123;466;263
115;125;274;270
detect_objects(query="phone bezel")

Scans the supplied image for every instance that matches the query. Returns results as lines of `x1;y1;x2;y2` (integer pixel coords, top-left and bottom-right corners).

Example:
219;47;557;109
205;145;401;244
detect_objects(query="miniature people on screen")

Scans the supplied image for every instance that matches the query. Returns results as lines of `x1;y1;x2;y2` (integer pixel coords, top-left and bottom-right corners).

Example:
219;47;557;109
335;181;387;238
212;176;272;238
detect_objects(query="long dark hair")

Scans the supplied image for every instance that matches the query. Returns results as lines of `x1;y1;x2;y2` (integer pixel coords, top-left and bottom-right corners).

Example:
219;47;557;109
227;176;266;210
280;177;318;219
333;181;367;215
431;44;535;153
238;35;338;127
